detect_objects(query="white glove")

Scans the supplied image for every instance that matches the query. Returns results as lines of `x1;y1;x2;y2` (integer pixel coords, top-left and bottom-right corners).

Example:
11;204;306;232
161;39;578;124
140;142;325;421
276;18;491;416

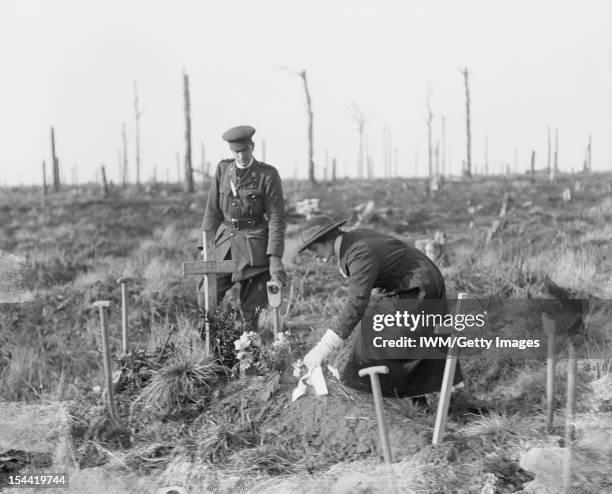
303;329;343;370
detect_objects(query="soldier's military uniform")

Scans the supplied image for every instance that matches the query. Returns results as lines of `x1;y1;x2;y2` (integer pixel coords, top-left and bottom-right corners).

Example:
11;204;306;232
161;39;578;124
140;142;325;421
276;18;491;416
199;126;286;330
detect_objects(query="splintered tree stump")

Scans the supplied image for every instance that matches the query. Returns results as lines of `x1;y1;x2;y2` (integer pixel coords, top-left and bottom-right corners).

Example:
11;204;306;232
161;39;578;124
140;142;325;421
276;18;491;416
562;188;572;202
415;230;448;266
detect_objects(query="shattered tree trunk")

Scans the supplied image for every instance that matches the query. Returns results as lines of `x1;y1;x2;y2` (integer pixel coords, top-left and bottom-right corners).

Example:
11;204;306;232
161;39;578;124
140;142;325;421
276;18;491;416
357;121;364;179
134;81;142;187
394;148;398;177
50;127;60;192
324;150;329;181
350;102;366;179
441;116;446;176
201;141;206;180
531;150;536;175
300;70;316;185
122;122;128;186
101;165;109;197
117;150;121;185
383;128;388;177
183;71;194;193
514;148;518;174
426;94;433;179
583;135;591;173
42;160;48;196
461;66;472;177
484;135;489;176
547;126;551;174
387;129;393;177
332;157;337;182
550;127;558;182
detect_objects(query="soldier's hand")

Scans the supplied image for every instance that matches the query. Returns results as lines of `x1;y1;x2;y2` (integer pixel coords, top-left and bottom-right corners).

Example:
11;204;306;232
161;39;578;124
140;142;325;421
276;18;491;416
269;255;288;287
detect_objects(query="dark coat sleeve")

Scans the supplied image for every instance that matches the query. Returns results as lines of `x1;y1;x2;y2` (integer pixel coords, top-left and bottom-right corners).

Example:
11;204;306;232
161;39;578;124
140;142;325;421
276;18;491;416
263;167;286;258
331;241;380;339
202;161;224;231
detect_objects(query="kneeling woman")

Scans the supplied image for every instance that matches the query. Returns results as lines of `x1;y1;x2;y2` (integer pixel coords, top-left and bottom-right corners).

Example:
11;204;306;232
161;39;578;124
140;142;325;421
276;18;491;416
299;215;462;398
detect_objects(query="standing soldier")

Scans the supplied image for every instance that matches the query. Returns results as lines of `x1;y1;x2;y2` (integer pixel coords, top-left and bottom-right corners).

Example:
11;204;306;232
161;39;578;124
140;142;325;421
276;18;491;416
200;125;287;332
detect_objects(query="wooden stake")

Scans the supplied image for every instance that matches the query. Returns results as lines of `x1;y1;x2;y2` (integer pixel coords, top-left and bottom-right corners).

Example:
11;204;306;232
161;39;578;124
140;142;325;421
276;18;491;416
432;292;467;445
543;312;557;432
566;341;577;442
93;300;120;425
117;277;132;354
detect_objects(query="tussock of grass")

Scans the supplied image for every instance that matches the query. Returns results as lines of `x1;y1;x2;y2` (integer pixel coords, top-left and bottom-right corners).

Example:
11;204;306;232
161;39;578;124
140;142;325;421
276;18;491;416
189;415;259;463
461;412;512;437
135;348;226;416
0;344;45;401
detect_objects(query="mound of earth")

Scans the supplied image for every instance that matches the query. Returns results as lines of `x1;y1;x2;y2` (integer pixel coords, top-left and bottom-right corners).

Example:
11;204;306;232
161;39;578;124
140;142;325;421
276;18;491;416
198;371;432;472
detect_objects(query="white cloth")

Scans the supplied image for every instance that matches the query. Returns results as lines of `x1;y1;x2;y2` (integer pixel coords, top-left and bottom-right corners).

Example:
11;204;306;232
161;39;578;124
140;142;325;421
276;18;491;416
292;366;329;402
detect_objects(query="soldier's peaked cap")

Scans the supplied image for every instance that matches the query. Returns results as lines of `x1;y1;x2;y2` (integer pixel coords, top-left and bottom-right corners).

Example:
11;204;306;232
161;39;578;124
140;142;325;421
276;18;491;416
222;125;256;151
297;215;347;253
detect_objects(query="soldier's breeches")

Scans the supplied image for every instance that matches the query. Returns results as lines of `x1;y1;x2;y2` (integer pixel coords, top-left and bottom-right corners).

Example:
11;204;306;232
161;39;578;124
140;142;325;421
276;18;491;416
197;270;270;331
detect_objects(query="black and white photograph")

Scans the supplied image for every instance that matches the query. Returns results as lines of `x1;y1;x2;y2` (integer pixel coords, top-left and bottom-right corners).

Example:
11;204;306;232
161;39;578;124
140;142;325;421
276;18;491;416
1;0;611;492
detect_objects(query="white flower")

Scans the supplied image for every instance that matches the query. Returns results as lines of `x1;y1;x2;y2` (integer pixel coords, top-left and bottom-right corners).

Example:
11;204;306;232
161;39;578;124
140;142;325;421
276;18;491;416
292;359;304;377
234;332;252;351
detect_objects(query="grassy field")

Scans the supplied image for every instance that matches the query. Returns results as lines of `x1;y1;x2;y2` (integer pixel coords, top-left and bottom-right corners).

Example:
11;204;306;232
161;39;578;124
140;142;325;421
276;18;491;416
1;173;611;493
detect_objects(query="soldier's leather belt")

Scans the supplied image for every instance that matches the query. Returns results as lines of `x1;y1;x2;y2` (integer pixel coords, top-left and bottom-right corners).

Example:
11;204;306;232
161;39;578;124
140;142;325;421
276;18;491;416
224;218;264;230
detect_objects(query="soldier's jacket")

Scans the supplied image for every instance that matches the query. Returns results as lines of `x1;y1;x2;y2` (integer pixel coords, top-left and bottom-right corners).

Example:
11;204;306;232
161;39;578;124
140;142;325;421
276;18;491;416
202;159;286;281
332;228;447;339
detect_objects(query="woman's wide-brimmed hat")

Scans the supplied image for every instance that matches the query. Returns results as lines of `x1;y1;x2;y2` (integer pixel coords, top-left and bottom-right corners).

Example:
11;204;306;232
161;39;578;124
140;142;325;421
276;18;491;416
297;215;347;253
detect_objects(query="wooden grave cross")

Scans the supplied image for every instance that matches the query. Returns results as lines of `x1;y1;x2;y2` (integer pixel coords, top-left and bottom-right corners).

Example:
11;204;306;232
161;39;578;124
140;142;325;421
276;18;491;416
183;230;238;355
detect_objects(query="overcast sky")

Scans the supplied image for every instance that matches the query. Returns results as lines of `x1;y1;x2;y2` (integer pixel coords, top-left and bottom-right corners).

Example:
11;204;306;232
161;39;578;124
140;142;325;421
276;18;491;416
1;0;610;185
